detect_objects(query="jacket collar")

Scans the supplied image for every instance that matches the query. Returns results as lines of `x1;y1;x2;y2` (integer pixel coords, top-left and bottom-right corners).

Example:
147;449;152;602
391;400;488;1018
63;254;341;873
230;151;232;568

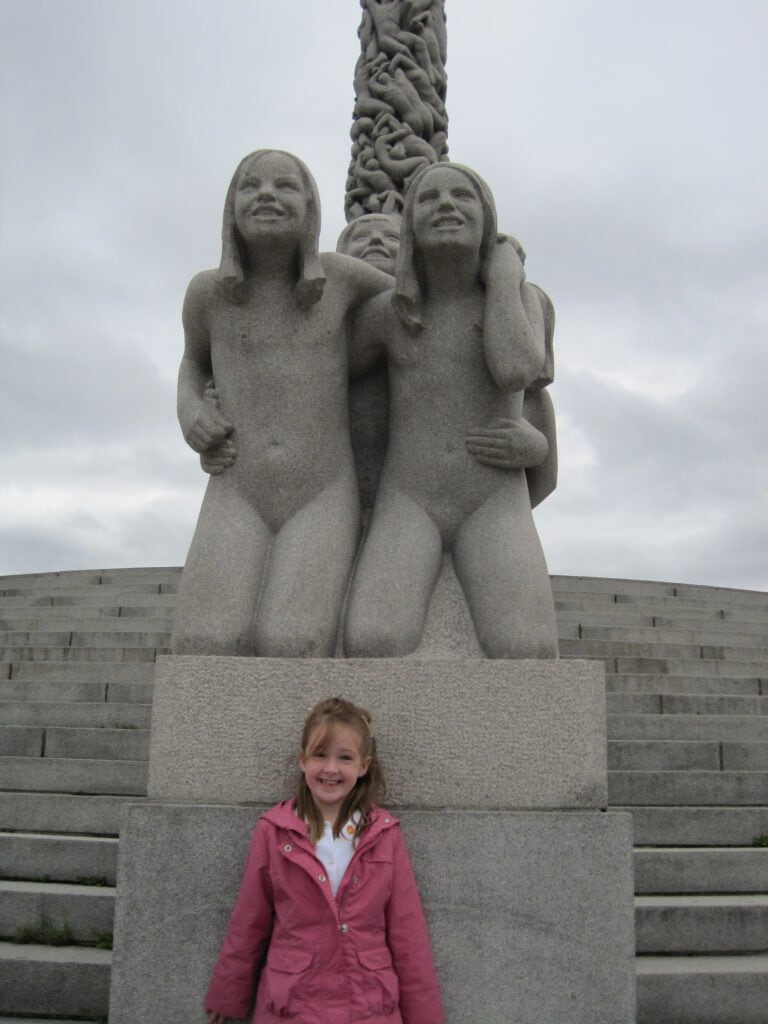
262;798;398;843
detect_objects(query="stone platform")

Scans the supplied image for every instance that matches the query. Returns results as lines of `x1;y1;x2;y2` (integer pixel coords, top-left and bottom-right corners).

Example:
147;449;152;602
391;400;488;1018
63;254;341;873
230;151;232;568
110;655;636;1023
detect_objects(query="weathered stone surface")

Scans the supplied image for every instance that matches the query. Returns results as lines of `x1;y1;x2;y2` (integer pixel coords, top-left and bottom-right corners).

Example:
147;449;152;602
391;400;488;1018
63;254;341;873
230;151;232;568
148;656;607;808
110;804;635;1024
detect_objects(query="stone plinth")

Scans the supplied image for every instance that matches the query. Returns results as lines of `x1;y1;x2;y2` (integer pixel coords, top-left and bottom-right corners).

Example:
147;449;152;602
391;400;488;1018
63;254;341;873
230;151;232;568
148;655;608;808
111;656;636;1023
110;804;635;1024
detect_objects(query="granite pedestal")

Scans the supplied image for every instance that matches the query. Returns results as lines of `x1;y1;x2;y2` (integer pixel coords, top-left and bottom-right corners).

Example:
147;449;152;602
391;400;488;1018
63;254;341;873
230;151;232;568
110;657;636;1023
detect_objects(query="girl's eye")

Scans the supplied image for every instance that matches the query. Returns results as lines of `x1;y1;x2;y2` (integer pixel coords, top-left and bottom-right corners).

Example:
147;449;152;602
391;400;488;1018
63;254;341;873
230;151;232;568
276;179;300;191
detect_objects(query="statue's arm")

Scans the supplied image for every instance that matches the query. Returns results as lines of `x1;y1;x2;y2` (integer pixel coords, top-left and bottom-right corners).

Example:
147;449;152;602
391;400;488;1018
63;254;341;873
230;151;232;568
482;239;546;393
524;387;558;508
177;272;233;456
328;254;392;377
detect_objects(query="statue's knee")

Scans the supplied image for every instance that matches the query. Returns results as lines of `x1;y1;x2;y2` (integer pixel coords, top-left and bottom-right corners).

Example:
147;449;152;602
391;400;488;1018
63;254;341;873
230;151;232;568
344;613;420;658
254;619;335;659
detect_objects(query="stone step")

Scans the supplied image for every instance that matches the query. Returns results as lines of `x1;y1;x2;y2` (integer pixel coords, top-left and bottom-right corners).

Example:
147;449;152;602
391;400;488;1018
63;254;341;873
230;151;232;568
582;624;768;646
0;1017;86;1023
0;832;118;884
0;941;111;1018
0;645;162;663
0;880;115;943
0;700;151;728
0;757;148;796
607;693;768;716
0;1017;87;1023
608;713;768;742
606;674;764;695
634;847;768;893
6;660;155;681
613;656;768;677
550;576;678;597
0;566;179;586
0;581;176;599
635;894;768;953
0;629;171;648
0;602;174;622
555;592;768;616
619;806;768;846
558;602;768;627
636;953;768;1024
0;726;149;760
608;740;768;771
0;792;142;836
608;771;768;806
554;579;768;609
654;613;768;635
562;638;768;662
0;591;177;610
0;615;173;638
0;678;153;703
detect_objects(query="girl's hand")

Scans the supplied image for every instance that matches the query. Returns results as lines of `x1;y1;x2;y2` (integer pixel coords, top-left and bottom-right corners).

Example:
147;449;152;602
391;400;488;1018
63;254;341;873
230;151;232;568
206;1012;229;1024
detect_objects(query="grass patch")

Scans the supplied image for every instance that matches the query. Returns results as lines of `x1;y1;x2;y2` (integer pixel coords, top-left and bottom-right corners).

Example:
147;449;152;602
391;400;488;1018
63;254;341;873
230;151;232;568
76;875;111;887
753;835;768;847
12;915;73;946
88;930;113;950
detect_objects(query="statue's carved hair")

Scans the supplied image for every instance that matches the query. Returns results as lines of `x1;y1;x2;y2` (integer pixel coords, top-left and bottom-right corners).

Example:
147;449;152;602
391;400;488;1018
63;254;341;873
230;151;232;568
218;149;325;308
393;161;498;331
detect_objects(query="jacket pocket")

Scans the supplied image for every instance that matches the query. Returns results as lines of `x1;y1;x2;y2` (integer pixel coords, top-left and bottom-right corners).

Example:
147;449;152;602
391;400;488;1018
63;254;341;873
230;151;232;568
261;946;314;1018
357;946;400;1014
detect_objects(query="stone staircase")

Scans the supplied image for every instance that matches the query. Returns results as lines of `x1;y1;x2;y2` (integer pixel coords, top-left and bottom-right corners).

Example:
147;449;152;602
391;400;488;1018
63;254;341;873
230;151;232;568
1;569;766;1022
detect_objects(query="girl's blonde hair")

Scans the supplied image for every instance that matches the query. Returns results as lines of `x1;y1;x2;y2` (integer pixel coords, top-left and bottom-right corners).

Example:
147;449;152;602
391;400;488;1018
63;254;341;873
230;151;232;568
296;696;386;843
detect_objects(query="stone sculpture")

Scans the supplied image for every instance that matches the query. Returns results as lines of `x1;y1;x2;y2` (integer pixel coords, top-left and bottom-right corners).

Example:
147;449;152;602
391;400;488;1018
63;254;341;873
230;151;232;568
337;212;558;515
347;0;448;220
343;162;559;659
171;150;390;657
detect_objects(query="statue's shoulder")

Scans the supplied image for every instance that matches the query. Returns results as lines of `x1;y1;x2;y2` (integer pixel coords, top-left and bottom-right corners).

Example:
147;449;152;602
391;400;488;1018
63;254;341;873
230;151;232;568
185;269;219;302
182;270;221;331
321;251;392;293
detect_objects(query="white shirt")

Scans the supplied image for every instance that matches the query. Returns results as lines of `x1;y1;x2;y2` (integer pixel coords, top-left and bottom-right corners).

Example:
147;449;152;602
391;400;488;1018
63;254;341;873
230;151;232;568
314;816;358;895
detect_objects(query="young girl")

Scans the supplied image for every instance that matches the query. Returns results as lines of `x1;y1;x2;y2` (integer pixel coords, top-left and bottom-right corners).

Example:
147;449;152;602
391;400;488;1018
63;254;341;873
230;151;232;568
204;697;445;1024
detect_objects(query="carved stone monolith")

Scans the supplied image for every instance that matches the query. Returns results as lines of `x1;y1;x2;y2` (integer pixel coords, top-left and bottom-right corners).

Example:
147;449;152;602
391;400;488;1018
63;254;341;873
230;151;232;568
346;0;448;220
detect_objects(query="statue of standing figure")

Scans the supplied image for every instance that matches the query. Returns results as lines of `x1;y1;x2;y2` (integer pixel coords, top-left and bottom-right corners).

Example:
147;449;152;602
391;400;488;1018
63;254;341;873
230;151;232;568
173;152;558;660
342;162;558;658
171;150;390;657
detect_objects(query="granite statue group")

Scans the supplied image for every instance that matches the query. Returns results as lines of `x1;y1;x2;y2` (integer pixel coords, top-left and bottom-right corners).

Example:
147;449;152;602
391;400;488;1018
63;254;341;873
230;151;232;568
171;148;559;661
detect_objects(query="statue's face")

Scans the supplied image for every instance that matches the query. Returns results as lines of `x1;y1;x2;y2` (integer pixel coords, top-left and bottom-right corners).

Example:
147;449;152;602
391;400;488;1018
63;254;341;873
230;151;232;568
342;215;401;275
233;152;308;247
412;167;484;255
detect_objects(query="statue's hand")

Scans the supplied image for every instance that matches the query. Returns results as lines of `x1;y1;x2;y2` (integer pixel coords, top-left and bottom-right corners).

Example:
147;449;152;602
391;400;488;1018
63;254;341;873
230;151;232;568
484;235;526;288
200;437;237;476
184;402;233;455
466;417;548;469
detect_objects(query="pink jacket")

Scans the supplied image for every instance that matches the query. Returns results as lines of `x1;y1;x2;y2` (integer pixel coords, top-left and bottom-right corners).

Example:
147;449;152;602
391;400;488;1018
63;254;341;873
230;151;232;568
205;800;445;1024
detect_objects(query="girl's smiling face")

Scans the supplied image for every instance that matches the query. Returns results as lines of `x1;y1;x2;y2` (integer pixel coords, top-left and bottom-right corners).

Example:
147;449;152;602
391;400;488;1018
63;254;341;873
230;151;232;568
299;723;372;822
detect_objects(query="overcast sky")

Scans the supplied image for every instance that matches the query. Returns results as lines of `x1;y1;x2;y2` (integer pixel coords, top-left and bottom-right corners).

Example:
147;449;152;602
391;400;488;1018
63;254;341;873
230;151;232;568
1;0;767;592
